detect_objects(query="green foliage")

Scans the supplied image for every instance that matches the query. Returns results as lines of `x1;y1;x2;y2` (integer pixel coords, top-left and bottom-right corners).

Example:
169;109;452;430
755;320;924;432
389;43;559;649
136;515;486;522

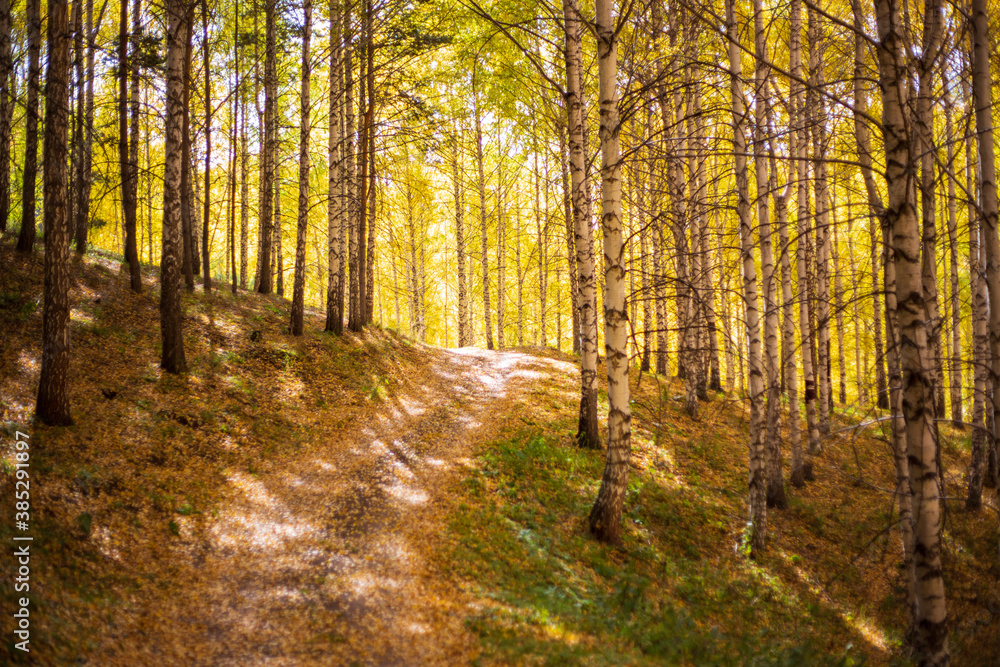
76;512;93;536
449;430;872;666
0;291;36;319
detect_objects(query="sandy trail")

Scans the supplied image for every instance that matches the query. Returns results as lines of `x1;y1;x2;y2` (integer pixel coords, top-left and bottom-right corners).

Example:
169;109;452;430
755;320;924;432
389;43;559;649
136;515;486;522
100;347;574;666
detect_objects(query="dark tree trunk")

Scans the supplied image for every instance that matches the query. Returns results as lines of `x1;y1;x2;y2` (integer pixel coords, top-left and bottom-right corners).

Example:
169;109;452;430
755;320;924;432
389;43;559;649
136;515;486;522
36;0;73;425
180;7;195;290
257;0;277;294
289;0;311;336
0;0;13;233
201;0;211;290
364;0;375;324
160;0;189;373
70;0;84;252
16;0;41;252
230;0;240;293
74;0;95;254
350;3;369;333
119;0;141;291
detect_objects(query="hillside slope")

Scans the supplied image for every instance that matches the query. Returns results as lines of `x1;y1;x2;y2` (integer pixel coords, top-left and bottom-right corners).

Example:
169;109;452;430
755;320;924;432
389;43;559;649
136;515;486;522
1;241;998;665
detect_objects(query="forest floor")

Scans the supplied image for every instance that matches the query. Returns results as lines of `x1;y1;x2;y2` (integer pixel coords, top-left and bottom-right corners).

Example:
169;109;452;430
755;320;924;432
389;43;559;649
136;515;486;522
1;237;999;666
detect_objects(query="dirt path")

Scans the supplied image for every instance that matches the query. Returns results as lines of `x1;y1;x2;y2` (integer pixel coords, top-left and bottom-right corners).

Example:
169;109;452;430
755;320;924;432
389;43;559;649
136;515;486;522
99;347;574;666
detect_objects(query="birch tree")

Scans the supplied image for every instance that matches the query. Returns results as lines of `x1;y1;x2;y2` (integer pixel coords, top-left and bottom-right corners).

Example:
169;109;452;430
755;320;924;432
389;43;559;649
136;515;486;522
588;0;631;543
160;0;189;373
875;0;949;659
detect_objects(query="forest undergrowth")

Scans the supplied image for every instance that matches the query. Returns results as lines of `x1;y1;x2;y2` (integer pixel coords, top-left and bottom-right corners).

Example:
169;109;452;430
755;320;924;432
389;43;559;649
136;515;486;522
441;359;1000;666
1;239;998;665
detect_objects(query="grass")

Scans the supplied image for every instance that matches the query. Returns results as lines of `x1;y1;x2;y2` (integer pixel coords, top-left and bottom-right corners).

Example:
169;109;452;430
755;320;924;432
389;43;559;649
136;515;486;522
448;431;867;666
442;362;999;666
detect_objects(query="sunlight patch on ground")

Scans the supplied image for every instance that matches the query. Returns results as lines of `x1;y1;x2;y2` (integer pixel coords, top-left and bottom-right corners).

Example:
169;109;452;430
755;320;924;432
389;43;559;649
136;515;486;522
227;471;279;508
16;349;38;373
455;413;481;429
278;375;306;401
778;551;891;652
394;396;427;418
93;526;122;562
70;307;93;324
215;510;316;550
214;471;320;550
385;481;429;505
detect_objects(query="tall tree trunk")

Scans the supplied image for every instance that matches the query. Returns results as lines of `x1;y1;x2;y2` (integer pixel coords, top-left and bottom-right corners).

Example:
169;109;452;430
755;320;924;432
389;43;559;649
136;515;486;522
588;0;630;544
405;180;417;337
144;88;152;263
917;0;946;424
363;0;375;324
161;0;189;373
846;205;864;404
850;0;915;613
791;0;819;463
0;0;10;233
16;0;41;252
274;164;283;295
561;0;599;448
350;9;366;332
727;0;766;557
698;95;721;393
966;74;992;490
640;172;651;372
516;191;524;346
419;210;427;341
884;217;919;627
36;0;72;425
326;0;344;334
229;0;240;293
776;172;804;488
69;0;82;248
944;101;963;428
252;0;262;285
473;70;493;350
201;0;212;289
649;107;668;376
345;14;359;324
807;7;831;434
240;24;249;289
662;12;693;405
832;191;847;405
257;0;277;293
752;0;784;508
533;129;546;346
496;160;506;349
967;205;988;506
290;0;311;336
971;0;1000;511
191;149;202;277
117;0;141;290
180;10;195;290
454;126;468;346
74;0;95;253
560;122;580;355
876;0;949;659
685;48;711;399
339;6;351;317
851;0;889;409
